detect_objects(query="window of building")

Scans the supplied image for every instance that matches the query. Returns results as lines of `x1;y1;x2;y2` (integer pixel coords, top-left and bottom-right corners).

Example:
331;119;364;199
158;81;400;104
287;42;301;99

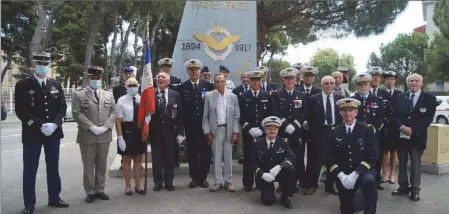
435;81;444;92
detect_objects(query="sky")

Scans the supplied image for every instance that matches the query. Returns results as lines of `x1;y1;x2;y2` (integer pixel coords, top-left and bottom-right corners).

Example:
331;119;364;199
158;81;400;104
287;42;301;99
283;1;426;74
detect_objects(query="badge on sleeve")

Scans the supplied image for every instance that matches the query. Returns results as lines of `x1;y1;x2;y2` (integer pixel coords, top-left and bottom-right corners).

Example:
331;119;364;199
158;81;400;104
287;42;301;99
419;108;426;113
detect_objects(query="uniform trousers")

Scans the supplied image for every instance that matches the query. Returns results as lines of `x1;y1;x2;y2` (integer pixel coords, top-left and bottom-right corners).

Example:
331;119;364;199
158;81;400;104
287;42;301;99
79;143;110;195
23;140;61;207
256;168;296;205
305;126;332;188
336;171;377;214
373;132;382;183
186;127;210;182
242;132;257;188
397;145;423;189
211;127;233;184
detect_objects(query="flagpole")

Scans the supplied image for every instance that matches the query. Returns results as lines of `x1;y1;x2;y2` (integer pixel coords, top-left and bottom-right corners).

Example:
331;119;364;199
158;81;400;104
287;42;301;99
143;16;150;195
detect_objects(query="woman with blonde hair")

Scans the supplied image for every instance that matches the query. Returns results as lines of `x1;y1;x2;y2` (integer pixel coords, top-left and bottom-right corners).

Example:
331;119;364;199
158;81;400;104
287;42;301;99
116;77;146;195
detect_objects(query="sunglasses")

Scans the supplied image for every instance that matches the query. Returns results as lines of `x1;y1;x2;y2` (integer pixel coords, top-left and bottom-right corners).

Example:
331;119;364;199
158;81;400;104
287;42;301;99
36;62;50;66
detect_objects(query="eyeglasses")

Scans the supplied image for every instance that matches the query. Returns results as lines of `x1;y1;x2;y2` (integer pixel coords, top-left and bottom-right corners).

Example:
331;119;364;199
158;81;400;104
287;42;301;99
323;82;335;86
36;62;50;66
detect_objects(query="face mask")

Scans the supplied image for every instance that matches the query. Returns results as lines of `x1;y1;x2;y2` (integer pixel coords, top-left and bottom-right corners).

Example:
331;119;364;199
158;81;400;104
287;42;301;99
127;87;138;97
89;80;102;90
35;65;50;76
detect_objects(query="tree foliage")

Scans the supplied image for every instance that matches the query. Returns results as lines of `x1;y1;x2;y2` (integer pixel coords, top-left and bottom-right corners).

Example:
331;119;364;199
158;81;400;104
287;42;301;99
425;32;449;82
434;0;449;40
262;59;291;86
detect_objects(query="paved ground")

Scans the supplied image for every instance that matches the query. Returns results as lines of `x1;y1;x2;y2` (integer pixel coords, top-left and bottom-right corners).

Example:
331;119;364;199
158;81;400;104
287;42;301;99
2;118;449;214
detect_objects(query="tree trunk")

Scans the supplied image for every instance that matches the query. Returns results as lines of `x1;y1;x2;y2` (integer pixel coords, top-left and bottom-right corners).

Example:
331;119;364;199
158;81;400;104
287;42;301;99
150;12;164;44
117;13;137;79
1;38;18;84
29;0;47;65
42;1;65;50
132;18;142;66
267;51;274;82
257;23;268;66
108;6;118;81
103;38;109;86
82;1;106;87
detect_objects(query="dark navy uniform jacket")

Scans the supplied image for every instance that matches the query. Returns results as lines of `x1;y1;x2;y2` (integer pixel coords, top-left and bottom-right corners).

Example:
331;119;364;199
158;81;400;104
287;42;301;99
253;136;296;178
239;89;272;134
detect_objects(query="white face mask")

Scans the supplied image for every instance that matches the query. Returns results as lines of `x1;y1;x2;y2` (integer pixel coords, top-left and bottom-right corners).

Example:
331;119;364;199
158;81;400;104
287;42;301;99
127;87;138;97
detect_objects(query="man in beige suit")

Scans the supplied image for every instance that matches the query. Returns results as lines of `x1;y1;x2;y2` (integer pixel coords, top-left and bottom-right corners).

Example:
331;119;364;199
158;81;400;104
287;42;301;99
203;73;240;192
72;66;117;203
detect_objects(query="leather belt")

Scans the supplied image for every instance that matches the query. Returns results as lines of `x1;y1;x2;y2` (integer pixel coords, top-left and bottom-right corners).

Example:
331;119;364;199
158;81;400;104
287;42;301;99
217;124;227;127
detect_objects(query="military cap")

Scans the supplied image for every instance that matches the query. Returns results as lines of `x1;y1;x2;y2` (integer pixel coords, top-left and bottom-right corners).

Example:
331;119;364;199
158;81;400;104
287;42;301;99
382;70;397;78
158;58;173;66
280;67;299;78
32;52;51;63
184;59;202;70
122;66;134;72
367;67;383;76
201;66;210;73
255;66;269;74
246;70;264;79
219;65;230;73
300;65;319;76
336;98;361;109
352;73;372;83
261;116;282;128
87;66;104;76
291;63;305;71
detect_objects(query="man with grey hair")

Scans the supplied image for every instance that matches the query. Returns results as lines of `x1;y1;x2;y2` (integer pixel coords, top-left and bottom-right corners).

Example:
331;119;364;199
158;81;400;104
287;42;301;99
331;71;350;98
390;73;437;201
304;75;343;195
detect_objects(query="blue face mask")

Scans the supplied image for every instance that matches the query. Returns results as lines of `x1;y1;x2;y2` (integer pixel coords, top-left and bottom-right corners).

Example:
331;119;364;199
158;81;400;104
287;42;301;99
89;80;102;90
35;65;50;76
127;87;138;97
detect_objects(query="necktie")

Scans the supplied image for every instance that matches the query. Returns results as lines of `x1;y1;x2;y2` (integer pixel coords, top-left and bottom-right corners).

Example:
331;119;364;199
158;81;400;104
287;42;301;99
373;89;377;96
244;85;248;91
262;84;266;91
193;83;197;90
287;91;293;102
390;90;394;96
160;90;167;114
41;81;46;92
269;142;273;151
306;89;310;95
132;97;138;124
326;95;333;125
94;91;99;102
409;94;415;111
347;127;352;135
253;91;257;98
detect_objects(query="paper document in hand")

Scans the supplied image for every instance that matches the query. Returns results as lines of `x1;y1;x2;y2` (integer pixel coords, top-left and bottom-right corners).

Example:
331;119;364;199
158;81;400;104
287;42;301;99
399;132;411;139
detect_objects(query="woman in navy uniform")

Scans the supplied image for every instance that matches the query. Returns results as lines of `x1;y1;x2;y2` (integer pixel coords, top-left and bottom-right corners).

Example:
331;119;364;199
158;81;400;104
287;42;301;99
252;116;297;209
327;98;378;214
15;52;69;214
116;77;146;195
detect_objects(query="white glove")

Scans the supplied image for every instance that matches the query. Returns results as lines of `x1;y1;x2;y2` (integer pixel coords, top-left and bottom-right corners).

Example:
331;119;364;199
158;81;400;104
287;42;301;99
249;128;259;138
100;126;108;132
145;115;151;123
269;165;282;178
346;171;359;190
118;136;126;151
261;173;275;182
255;128;263;138
302;121;309;130
176;135;185;145
337;172;350;189
285;124;295;135
41;123;57;136
89;126;103;135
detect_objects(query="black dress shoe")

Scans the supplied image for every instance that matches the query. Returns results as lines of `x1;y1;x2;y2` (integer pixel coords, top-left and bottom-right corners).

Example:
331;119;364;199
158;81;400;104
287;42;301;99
153;184;163;192
243;186;252;192
125;191;133;196
48;199;69;207
85;194;95;203
325;187;339;195
377;183;384;190
95;192;110;200
199;180;209;188
135;188;145;195
392;188;410;196
22;206;34;214
165;185;175;191
280;196;293;209
188;180;197;188
410;193;420;201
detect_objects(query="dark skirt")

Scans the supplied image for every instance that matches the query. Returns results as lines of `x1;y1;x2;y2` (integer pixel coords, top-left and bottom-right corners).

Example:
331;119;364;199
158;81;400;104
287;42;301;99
380;125;399;152
117;122;145;156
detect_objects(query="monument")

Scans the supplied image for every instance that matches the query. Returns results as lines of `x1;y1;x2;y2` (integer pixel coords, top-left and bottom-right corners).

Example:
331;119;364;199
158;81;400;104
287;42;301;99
170;1;257;83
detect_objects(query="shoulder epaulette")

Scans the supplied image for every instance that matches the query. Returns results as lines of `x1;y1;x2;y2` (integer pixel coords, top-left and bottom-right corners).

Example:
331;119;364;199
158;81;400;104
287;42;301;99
367;124;376;134
284;138;288;144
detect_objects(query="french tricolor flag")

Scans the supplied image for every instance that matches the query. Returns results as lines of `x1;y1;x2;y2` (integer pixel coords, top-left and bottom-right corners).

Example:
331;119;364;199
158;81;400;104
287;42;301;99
138;40;155;141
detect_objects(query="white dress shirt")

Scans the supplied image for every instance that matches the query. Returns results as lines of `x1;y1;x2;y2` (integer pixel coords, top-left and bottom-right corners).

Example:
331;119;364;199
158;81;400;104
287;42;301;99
409;89;421;108
190;79;200;88
322;92;336;125
117;94;141;122
34;73;47;86
216;90;227;125
345;120;356;134
251;89;260;98
157;87;168;106
304;85;312;94
387;88;395;96
266;138;275;149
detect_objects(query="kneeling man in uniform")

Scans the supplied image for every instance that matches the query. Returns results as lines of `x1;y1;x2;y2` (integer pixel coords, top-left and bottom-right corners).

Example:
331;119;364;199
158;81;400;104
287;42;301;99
252;116;297;209
327;98;378;214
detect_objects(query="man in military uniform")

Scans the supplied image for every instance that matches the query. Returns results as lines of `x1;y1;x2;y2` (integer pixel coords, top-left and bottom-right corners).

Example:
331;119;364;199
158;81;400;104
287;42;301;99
157;58;182;91
252;116;297;209
297;65;321;188
72;66;117;203
272;67;307;193
200;66;211;82
218;65;235;91
180;59;214;188
332;71;350;98
15;52;69;214
238;70;273;192
150;72;184;192
291;63;305;88
350;73;385;190
256;66;277;94
232;71;250;164
327;98;378;214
